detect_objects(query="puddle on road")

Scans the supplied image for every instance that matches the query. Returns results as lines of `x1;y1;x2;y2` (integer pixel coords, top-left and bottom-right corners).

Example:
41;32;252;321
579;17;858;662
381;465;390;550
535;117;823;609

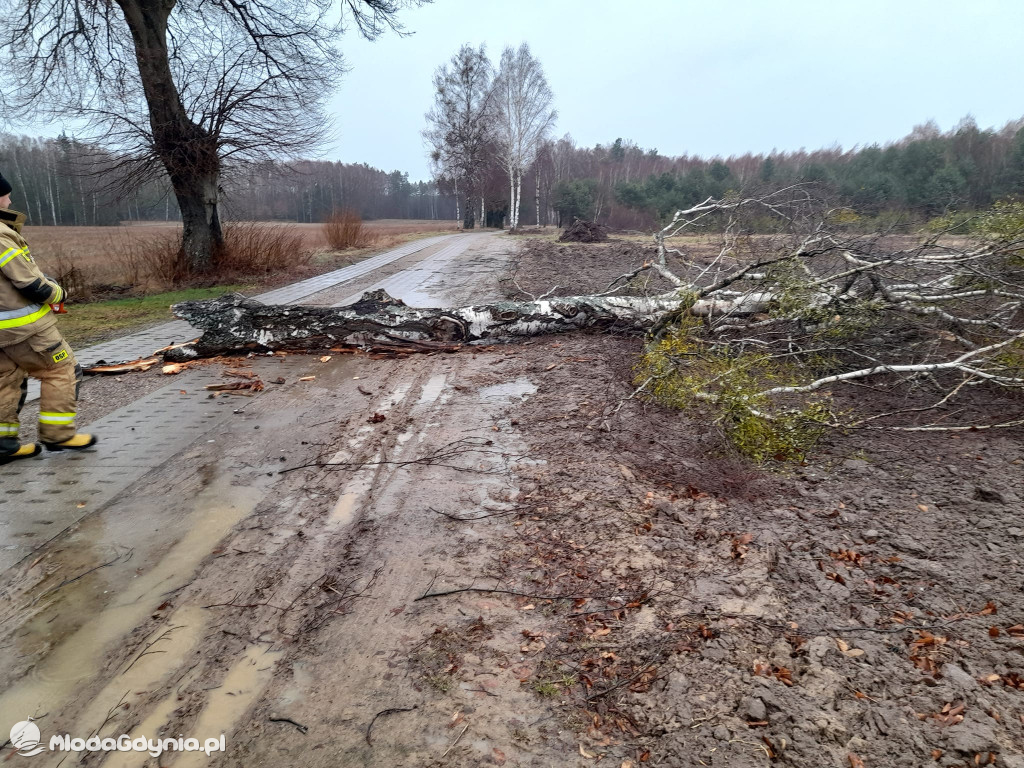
70;606;207;742
417;373;448;404
172;644;282;768
329;448;380;527
478;377;537;403
0;473;268;732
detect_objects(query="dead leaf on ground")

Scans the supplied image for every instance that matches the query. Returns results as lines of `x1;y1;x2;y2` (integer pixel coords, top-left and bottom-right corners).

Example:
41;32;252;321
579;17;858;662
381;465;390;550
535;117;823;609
492;748;507;766
830;549;865;567
367;413;386;423
918;702;965;725
849;753;865;768
319;355;332;362
753;662;794;686
731;533;754;560
835;638;866;658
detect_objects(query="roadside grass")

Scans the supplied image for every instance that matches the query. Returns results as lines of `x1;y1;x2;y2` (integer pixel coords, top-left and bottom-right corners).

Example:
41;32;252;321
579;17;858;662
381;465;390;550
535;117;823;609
54;285;251;347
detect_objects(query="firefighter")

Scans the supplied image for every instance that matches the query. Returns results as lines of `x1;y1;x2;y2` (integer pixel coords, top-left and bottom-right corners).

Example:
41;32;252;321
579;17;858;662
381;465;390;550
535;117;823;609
0;170;96;465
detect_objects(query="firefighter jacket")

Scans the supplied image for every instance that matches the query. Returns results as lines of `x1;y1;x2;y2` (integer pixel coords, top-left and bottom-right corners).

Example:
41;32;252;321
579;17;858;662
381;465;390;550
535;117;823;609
0;207;63;347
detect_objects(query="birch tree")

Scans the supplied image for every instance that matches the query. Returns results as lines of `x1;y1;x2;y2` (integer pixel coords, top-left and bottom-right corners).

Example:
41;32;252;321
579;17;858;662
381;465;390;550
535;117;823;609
492;44;557;230
423;44;494;229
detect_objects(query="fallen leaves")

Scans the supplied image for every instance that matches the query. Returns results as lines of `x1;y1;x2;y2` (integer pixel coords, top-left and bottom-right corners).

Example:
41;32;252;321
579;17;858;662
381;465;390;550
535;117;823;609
753;661;794;686
917;701;965;725
731;533;754;560
367;412;386;424
835;638;866;658
908;630;948;676
848;753;865;768
579;743;600;759
830;549;866;567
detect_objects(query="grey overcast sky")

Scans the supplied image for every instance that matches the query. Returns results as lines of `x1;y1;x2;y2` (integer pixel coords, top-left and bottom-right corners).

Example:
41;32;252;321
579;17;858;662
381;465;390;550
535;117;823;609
327;0;1024;181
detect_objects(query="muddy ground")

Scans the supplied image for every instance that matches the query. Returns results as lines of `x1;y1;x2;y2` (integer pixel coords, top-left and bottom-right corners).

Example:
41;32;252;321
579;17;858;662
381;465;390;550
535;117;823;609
2;234;1022;768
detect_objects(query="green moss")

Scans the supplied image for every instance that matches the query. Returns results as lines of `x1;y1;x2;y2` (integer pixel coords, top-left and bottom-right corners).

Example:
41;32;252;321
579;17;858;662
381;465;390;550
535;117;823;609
636;323;833;463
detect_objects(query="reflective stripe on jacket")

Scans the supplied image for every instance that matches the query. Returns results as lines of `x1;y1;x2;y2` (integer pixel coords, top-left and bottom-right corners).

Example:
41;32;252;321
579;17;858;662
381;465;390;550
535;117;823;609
0;208;61;347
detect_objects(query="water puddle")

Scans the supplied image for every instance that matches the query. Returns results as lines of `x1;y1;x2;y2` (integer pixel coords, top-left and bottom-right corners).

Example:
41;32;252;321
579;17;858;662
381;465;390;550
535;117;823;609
478;377;537;403
417;373;448;404
0;474;267;731
329;449;380;527
95;658;204;768
172;644;281;768
71;606;207;739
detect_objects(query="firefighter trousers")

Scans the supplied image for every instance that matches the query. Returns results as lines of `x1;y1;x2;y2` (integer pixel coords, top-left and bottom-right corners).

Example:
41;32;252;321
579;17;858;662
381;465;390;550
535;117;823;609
0;325;82;446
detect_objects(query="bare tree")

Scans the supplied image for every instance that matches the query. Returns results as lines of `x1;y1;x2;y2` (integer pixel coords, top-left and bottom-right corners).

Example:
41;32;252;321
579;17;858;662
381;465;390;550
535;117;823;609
491;43;556;230
423;44;493;229
0;0;418;272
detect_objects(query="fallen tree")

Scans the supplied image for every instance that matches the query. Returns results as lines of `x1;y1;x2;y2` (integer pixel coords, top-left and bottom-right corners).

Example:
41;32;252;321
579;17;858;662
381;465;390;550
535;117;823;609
172;189;1024;457
167;289;770;359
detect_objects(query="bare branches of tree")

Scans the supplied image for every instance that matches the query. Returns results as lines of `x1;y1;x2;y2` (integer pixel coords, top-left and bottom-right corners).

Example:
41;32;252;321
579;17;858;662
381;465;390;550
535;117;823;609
0;0;422;271
423;44;494;230
492;43;556;230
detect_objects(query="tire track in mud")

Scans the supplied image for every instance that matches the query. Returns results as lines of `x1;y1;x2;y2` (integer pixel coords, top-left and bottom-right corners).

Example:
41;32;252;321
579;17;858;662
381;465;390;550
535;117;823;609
0;351;521;767
0;232;521;764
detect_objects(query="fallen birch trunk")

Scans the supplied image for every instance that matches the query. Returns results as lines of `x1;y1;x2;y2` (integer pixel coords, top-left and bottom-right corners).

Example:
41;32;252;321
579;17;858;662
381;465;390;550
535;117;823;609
167;289;771;360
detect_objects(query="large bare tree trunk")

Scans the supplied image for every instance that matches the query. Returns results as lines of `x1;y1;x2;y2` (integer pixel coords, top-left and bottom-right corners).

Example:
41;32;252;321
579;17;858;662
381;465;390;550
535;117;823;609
168;291;669;359
166;289;771;360
509;174;516;229
116;0;224;273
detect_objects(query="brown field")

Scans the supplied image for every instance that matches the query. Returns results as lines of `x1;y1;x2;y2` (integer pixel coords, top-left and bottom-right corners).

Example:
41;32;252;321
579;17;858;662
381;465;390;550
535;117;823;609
21;218;458;297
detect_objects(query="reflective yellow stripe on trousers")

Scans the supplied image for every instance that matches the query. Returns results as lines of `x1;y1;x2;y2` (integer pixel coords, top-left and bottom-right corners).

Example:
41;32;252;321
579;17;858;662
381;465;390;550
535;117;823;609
0;423;18;437
39;412;76;425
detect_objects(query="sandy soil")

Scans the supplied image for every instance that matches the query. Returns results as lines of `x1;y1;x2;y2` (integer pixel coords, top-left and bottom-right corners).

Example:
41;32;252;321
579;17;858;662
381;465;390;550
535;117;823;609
2;234;1022;768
